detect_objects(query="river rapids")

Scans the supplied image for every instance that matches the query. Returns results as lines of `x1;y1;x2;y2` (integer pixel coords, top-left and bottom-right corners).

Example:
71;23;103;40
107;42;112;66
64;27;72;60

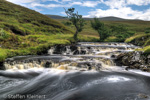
0;42;150;100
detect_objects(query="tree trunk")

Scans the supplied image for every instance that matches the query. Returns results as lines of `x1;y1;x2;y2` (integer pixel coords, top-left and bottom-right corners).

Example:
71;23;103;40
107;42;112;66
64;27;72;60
74;29;78;42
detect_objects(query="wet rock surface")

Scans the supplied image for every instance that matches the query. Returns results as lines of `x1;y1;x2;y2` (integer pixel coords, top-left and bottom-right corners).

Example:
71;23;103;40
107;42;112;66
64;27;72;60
1;42;150;100
116;51;150;72
3;42;138;71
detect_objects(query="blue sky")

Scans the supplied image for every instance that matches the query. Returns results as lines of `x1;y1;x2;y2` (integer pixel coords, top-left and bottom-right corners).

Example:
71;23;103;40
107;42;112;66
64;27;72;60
6;0;150;20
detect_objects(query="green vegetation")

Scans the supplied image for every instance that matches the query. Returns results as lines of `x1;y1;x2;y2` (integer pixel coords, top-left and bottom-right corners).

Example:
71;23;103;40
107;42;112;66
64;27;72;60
91;18;109;41
64;8;84;41
145;27;150;34
106;24;135;42
0;34;99;62
143;46;150;54
0;0;150;62
125;34;150;46
125;33;150;53
0;0;72;35
90;18;135;42
60;18;150;53
59;19;150;38
0;0;99;62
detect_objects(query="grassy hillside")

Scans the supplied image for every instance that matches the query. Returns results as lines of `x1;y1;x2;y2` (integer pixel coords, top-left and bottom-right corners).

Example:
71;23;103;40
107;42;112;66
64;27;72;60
57;19;150;41
0;0;149;62
0;0;73;35
58;19;150;53
0;0;99;62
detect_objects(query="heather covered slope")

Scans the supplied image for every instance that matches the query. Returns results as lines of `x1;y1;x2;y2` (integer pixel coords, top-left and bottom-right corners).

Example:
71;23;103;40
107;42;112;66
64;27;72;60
0;0;71;35
0;0;99;62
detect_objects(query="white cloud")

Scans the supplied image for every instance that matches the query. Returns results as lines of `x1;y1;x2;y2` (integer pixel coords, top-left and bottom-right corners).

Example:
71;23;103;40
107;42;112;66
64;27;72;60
71;2;82;5
30;1;99;8
6;0;36;4
101;0;150;8
127;0;150;6
84;7;150;20
42;0;59;2
104;0;126;9
62;0;72;1
82;1;99;7
6;0;150;20
30;2;71;8
60;11;66;15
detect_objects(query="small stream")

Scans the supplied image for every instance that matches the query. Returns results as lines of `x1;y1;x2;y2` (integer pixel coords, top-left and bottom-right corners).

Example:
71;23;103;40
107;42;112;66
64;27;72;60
0;42;150;100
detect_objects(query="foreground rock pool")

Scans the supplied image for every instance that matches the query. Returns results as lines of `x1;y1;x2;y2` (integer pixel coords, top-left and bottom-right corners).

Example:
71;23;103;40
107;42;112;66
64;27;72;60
0;42;150;100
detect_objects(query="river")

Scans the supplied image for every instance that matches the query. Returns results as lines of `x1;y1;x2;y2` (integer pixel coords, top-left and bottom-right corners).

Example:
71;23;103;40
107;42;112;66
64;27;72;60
0;42;150;100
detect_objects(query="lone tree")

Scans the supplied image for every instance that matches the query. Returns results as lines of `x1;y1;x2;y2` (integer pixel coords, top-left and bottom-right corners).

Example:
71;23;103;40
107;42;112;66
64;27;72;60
91;18;109;41
64;8;84;41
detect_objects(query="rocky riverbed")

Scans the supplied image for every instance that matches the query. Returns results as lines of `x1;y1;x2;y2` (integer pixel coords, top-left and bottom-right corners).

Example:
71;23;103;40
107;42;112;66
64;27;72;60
116;51;150;72
0;42;150;100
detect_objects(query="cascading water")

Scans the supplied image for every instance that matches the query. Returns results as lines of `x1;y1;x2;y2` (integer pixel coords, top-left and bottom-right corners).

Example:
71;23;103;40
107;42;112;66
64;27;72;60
0;42;150;100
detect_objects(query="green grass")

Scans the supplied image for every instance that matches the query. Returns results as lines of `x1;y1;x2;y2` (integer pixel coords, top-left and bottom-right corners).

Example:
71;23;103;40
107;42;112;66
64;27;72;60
58;19;150;38
0;34;99;62
0;48;8;61
0;0;72;36
125;33;150;46
0;0;100;62
143;46;150;54
125;34;150;54
0;0;150;61
125;34;148;43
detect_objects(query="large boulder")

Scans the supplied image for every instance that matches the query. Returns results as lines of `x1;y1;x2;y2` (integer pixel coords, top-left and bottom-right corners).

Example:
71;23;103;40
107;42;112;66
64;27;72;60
115;51;150;72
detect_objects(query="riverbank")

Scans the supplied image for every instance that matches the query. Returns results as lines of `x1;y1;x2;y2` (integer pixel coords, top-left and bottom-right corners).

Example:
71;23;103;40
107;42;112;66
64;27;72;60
0;34;99;65
116;51;150;72
1;42;150;100
114;33;150;72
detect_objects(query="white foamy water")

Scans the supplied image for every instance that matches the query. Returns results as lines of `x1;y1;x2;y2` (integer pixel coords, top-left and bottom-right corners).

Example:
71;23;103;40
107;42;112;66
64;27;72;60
1;42;150;100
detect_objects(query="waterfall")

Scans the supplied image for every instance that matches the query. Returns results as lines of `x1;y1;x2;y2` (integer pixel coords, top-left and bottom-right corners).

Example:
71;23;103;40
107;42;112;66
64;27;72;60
1;42;150;100
4;42;139;71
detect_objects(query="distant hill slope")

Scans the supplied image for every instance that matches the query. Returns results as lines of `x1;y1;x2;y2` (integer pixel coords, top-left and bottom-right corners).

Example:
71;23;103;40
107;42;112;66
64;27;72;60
46;15;67;19
84;16;127;21
46;15;142;21
0;0;72;36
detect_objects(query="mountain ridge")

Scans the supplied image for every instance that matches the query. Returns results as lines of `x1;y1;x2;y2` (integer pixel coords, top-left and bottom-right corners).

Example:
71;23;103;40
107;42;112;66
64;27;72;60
46;15;143;21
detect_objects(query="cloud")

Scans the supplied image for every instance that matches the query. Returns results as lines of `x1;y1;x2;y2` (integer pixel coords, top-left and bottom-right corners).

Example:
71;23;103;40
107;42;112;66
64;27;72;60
127;0;150;6
83;0;150;20
71;2;82;5
42;0;59;2
102;0;126;9
82;1;99;7
6;0;36;4
6;0;150;20
29;1;99;8
60;11;66;15
101;0;150;8
30;2;71;8
84;7;150;20
62;0;72;1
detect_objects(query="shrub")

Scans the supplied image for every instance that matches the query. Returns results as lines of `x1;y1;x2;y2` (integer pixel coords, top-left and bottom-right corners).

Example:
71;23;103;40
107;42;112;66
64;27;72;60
62;21;72;26
109;25;135;42
0;28;10;39
91;18;110;41
145;27;150;34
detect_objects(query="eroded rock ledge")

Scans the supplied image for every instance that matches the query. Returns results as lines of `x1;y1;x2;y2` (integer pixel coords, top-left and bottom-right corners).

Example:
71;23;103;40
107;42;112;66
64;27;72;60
115;51;150;72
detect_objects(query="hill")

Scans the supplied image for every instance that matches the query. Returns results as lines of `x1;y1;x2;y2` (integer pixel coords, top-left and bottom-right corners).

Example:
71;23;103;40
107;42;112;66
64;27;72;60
46;15;142;21
0;0;99;62
56;18;150;38
46;15;67;19
0;0;72;36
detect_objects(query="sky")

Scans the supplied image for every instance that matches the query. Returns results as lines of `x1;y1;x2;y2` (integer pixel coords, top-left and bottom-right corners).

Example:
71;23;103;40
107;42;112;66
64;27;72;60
6;0;150;20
